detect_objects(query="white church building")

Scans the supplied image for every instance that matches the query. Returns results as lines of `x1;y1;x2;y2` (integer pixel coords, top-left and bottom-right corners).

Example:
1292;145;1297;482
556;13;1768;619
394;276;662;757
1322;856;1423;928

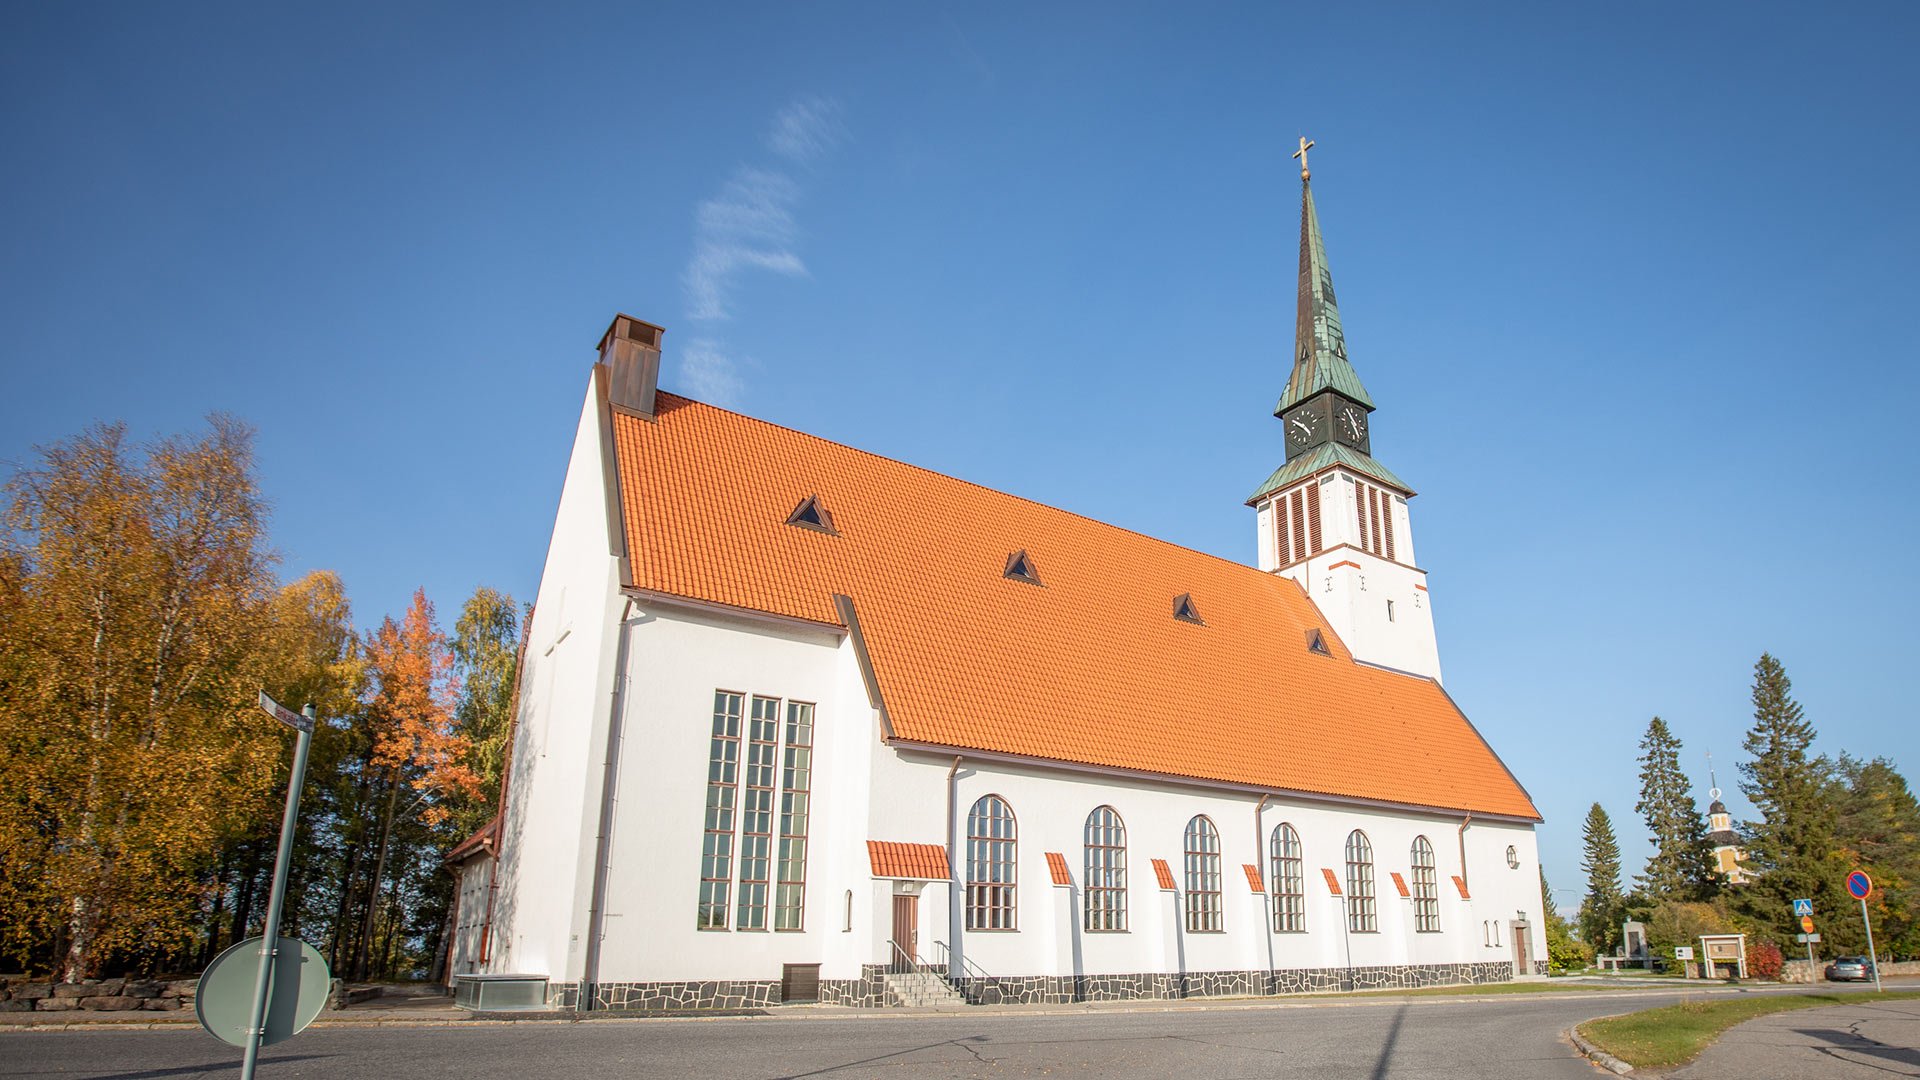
448;161;1546;1011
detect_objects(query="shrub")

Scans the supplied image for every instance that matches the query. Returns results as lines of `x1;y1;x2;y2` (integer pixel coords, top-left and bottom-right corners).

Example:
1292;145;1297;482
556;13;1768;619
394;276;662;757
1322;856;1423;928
1548;920;1594;974
1747;940;1785;980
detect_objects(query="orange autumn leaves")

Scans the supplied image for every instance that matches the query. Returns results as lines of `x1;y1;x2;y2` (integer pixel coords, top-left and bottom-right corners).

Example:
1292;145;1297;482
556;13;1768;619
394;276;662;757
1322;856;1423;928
364;589;483;826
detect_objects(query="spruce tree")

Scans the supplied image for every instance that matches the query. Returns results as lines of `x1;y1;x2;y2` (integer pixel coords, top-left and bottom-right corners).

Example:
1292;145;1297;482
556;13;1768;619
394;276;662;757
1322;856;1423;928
1633;716;1720;900
1832;755;1920;957
1735;653;1843;939
1577;802;1625;954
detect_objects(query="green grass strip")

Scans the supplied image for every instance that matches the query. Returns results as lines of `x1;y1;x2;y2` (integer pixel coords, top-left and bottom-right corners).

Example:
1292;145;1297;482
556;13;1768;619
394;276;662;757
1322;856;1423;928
1579;990;1920;1070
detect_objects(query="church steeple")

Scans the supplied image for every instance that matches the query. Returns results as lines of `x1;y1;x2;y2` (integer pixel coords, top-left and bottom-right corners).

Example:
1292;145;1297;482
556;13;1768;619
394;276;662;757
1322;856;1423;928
1249;137;1439;682
1276;146;1372;418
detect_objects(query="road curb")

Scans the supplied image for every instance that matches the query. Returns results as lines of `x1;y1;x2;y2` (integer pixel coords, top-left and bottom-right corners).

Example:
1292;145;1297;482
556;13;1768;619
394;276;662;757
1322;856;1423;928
1568;1017;1635;1075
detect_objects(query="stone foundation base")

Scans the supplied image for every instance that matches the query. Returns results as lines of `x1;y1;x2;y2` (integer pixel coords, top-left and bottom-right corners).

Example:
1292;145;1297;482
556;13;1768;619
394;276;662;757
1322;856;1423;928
556;960;1516;1012
952;960;1515;1005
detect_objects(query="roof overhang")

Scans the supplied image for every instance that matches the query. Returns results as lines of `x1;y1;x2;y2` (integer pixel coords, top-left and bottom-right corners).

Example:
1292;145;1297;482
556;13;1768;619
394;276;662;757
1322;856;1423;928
883;739;1542;825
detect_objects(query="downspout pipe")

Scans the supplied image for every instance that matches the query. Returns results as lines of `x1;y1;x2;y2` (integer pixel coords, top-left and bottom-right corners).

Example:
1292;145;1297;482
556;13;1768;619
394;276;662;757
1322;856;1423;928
946;755;963;980
1254;794;1272;975
1457;810;1474;898
581;599;638;1012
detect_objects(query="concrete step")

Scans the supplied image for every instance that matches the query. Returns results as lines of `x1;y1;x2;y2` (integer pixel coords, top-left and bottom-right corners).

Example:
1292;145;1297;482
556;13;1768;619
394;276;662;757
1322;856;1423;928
883;972;966;1009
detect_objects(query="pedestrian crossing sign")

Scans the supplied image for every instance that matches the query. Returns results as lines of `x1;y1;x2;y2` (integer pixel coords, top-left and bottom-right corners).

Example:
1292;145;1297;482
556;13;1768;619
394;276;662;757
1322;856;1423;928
1793;898;1814;917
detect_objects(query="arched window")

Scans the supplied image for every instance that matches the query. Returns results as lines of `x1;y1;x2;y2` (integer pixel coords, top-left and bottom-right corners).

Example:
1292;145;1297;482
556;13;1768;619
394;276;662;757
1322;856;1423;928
1410;835;1439;933
1270;822;1305;933
1083;806;1127;932
1184;815;1223;932
966;795;1017;930
1344;829;1377;933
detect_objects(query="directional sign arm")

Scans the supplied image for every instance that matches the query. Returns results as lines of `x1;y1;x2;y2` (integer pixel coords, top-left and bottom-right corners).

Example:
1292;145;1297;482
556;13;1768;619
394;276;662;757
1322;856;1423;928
258;690;315;733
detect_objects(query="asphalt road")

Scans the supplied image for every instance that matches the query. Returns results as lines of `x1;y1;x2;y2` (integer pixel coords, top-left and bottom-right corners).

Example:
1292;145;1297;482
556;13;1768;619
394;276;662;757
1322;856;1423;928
0;991;1694;1080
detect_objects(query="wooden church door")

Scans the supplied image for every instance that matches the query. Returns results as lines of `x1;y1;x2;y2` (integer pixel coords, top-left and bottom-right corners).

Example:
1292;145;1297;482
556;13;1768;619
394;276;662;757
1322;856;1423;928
891;895;917;970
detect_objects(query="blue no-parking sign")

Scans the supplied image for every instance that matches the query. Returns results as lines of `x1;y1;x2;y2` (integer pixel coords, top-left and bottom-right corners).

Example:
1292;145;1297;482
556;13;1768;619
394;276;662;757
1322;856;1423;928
1847;871;1873;900
1792;898;1814;917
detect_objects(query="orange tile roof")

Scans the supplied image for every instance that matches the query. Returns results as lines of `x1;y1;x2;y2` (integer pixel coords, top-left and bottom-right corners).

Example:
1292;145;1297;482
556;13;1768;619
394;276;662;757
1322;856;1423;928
867;840;949;880
612;393;1538;821
1044;851;1071;886
1242;864;1264;893
1321;868;1343;896
1390;871;1410;898
1151;858;1177;891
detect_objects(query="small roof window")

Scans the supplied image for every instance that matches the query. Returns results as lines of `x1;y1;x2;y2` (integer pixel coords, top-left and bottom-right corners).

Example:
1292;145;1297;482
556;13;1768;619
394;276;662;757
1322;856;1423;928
1306;628;1331;656
1173;593;1204;625
1004;550;1042;586
786;495;838;535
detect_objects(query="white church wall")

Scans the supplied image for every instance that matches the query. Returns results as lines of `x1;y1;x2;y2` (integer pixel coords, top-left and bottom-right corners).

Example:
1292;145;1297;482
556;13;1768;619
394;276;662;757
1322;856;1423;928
866;745;1535;982
491;375;628;982
587;601;857;985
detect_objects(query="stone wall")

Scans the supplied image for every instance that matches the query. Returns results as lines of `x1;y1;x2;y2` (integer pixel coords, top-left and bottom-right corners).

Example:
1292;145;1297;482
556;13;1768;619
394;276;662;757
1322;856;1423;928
1781;958;1920;984
951;961;1516;1005
0;976;196;1013
551;979;781;1011
556;961;1516;1012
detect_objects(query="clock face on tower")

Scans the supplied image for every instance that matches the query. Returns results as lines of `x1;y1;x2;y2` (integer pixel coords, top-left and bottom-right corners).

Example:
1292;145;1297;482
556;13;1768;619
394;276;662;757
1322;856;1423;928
1285;407;1322;450
1334;403;1369;449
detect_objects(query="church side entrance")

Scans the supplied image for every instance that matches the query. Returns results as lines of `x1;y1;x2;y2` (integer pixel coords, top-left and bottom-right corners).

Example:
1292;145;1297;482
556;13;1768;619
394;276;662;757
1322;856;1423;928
891;894;918;971
1511;922;1531;974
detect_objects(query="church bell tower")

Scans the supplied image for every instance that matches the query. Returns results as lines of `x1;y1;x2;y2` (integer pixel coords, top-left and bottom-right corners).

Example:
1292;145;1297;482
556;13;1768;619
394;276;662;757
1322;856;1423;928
1249;139;1441;681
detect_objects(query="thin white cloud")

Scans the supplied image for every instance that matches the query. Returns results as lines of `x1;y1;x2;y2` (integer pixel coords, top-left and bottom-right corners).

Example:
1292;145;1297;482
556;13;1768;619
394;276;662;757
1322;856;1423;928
684;168;808;321
678;96;844;403
677;338;746;408
766;96;847;164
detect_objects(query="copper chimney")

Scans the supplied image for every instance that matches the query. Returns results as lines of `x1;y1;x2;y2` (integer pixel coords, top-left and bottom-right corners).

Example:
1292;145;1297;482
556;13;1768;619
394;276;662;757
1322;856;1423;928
598;314;665;418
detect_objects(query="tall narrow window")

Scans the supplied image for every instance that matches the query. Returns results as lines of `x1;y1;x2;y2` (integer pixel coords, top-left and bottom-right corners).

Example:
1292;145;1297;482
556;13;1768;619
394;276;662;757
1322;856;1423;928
698;691;744;929
1307;484;1323;552
1411;836;1439;933
735;696;779;930
1083;806;1127;932
1184;815;1223;932
1367;488;1383;557
774;701;814;930
1289;489;1307;563
1344;829;1377;933
967;795;1017;930
1383;497;1397;562
1355;483;1370;552
1270;822;1305;933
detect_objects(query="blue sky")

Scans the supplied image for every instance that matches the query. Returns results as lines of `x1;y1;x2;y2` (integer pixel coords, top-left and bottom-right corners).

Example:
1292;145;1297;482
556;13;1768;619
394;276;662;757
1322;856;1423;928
5;2;1916;906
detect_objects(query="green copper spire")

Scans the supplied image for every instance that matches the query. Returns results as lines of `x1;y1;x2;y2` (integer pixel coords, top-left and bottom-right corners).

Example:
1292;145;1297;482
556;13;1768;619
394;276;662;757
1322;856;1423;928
1274;172;1373;415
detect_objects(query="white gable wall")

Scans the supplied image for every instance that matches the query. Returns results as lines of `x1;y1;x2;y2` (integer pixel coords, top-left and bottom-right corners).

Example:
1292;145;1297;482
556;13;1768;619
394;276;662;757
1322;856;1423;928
587;600;872;984
490;374;628;981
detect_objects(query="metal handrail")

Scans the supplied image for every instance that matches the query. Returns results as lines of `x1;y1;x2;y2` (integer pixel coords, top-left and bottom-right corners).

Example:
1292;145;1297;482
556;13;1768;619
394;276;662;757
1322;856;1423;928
931;940;992;982
885;938;940;978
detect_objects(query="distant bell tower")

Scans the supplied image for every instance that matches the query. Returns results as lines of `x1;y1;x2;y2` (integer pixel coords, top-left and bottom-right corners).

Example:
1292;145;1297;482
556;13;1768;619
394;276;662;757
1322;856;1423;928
1703;757;1752;885
1249;138;1441;681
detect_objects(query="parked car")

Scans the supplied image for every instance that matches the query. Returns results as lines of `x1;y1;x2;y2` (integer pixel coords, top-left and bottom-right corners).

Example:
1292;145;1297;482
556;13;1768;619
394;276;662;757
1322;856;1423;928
1825;956;1875;982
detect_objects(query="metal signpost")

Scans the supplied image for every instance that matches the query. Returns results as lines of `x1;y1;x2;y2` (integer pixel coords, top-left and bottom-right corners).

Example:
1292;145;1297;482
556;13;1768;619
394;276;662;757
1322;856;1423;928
1846;870;1881;992
1793;899;1817;974
195;692;330;1078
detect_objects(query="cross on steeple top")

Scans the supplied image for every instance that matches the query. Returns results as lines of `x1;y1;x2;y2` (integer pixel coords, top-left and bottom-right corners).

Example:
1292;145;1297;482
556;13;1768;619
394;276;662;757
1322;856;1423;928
1292;136;1315;180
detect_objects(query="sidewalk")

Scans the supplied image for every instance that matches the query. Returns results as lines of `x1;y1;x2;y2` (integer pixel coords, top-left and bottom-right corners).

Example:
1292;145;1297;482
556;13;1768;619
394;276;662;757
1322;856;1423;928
1669;997;1920;1079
